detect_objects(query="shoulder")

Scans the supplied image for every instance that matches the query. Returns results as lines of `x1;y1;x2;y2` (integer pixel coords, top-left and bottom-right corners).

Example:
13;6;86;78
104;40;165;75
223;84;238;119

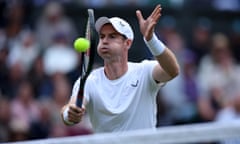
128;60;158;73
71;67;104;91
90;67;104;77
86;67;104;83
141;59;158;66
128;60;157;68
127;60;158;83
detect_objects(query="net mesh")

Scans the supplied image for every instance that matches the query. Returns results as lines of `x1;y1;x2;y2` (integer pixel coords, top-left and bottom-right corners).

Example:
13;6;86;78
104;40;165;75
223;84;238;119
8;121;240;144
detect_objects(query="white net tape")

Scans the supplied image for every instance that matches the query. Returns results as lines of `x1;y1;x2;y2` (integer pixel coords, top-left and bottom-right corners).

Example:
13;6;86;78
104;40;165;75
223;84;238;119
7;121;240;144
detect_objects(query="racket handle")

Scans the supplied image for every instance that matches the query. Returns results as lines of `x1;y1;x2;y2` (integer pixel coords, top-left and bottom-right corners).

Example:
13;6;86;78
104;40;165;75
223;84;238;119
76;99;82;107
76;89;84;107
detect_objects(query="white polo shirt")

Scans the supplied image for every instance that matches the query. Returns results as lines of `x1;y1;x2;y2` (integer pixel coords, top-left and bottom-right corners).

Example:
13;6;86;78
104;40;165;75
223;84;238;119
71;60;163;133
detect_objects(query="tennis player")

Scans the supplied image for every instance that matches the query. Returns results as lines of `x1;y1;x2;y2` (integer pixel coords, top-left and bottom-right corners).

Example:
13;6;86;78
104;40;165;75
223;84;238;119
61;4;179;133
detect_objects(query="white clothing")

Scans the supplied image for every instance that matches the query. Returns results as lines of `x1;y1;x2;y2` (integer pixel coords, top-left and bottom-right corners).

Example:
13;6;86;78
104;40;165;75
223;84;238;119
8;43;40;72
43;44;78;75
71;60;162;133
215;107;240;144
161;73;196;121
198;55;240;100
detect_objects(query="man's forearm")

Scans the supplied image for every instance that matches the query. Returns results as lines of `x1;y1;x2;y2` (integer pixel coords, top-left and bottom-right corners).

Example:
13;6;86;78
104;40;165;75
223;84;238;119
155;48;179;78
144;33;180;80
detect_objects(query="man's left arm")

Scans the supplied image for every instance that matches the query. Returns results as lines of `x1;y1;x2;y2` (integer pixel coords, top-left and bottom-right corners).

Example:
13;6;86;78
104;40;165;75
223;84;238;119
153;46;179;82
136;4;180;83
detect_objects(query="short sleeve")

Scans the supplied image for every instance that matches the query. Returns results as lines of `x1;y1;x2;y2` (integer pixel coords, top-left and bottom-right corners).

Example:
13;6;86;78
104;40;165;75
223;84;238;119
141;60;165;90
70;78;80;99
83;74;95;105
70;77;90;107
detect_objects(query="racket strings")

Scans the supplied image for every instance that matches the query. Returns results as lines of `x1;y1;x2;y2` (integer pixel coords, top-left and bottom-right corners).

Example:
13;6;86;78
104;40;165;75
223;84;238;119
81;17;91;77
77;9;95;107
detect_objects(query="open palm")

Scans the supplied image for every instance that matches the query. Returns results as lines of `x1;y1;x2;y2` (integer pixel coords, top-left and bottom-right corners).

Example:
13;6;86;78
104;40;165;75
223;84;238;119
136;5;162;41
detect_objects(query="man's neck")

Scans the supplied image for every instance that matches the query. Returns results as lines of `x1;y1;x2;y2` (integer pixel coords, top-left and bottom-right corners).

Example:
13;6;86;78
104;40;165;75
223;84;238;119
104;60;128;80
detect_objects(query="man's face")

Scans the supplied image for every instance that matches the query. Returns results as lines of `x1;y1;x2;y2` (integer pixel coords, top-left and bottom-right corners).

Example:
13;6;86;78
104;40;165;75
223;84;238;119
97;24;130;61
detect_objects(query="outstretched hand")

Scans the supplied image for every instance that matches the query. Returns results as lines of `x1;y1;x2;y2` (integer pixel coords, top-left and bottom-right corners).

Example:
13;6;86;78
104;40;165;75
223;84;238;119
136;4;162;41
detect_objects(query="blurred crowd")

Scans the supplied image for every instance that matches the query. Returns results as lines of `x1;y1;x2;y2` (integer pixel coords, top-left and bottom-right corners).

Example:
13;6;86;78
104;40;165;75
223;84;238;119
0;1;92;142
0;0;240;143
156;15;240;125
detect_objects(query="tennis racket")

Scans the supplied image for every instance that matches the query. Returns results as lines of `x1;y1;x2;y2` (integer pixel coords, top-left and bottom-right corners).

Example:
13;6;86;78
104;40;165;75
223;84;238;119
76;9;96;107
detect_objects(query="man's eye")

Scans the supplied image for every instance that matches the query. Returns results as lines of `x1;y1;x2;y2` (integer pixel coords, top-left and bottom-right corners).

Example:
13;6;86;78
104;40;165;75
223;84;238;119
110;34;117;39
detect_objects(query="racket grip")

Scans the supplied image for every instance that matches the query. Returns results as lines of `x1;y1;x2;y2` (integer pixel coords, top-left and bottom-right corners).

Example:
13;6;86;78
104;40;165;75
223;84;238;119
76;99;82;107
76;89;84;107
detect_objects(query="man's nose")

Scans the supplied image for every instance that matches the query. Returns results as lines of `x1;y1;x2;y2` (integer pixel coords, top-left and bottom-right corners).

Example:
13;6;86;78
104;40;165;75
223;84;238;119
102;37;109;43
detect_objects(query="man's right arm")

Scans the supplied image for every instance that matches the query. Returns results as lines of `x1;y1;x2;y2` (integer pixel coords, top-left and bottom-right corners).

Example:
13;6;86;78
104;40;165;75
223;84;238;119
60;79;86;125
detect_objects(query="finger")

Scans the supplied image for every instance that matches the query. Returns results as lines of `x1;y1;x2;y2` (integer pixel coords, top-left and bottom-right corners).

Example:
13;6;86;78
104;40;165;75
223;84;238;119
68;112;84;123
151;7;162;20
150;4;161;18
68;116;81;123
68;115;82;123
68;109;79;116
68;108;85;117
136;10;144;23
69;105;81;113
68;114;78;121
152;5;162;20
153;12;161;22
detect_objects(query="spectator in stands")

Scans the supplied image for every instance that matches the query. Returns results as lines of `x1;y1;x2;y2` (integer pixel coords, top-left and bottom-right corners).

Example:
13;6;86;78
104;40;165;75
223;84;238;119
9;80;41;140
6;61;25;99
188;17;212;66
28;55;52;99
7;29;41;74
29;101;52;140
230;19;240;63
81;0;148;7
48;73;92;137
197;33;240;122
0;97;11;142
42;32;78;76
212;0;240;11
11;80;40;133
215;93;240;144
216;93;240;122
160;31;199;125
35;1;77;49
0;41;10;97
4;1;26;48
156;15;177;44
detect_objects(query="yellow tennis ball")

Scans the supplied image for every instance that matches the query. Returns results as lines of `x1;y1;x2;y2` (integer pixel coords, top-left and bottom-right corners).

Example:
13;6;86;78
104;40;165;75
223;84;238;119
74;38;90;52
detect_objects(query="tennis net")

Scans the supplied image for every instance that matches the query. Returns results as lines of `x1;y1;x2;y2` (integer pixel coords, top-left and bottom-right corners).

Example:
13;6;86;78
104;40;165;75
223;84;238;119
7;121;240;144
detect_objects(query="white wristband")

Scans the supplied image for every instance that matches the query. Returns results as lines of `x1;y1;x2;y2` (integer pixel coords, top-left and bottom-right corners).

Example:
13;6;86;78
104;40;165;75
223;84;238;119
63;106;74;125
144;33;166;56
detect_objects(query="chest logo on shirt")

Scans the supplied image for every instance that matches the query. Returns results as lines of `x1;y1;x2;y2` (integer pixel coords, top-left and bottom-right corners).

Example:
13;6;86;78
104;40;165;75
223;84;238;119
131;80;139;87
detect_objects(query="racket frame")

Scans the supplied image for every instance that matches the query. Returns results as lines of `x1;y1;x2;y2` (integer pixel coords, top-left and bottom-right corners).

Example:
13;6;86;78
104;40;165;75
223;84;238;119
76;9;96;107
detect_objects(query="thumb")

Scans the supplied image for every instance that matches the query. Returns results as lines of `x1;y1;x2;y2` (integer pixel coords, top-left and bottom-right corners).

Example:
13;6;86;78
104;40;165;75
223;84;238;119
136;10;144;23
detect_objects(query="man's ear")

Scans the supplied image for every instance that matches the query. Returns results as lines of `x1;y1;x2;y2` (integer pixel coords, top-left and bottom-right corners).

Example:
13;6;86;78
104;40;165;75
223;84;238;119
126;39;133;50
